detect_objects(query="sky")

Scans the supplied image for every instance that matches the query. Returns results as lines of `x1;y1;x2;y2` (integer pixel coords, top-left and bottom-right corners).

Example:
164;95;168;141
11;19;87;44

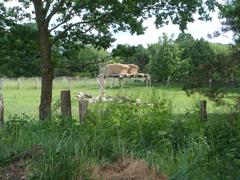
6;1;234;50
110;11;234;50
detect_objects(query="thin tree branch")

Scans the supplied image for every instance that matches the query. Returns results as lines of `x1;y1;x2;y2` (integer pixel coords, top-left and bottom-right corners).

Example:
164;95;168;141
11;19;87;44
49;8;75;33
44;0;52;15
57;55;112;68
53;24;94;43
45;0;65;24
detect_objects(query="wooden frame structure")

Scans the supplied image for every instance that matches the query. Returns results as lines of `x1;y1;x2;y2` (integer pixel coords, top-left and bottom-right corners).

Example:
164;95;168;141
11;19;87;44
103;73;152;87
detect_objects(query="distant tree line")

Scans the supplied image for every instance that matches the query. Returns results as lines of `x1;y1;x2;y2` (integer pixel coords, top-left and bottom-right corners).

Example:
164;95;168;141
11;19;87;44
112;33;239;90
0;22;111;78
0;21;238;90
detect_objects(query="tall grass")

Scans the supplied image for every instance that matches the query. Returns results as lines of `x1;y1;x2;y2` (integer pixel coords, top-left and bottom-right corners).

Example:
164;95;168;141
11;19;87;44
1;94;240;179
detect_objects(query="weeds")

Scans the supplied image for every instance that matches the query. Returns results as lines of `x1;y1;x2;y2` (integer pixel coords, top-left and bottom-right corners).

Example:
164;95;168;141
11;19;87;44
0;96;240;179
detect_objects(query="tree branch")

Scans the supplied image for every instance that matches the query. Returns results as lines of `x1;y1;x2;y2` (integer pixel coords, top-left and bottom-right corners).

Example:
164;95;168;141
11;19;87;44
49;8;75;33
52;11;114;42
32;0;45;26
44;0;52;15
45;0;65;24
53;24;94;43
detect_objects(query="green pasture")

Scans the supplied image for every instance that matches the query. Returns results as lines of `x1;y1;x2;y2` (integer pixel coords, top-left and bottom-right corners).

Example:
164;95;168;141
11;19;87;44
1;77;240;179
1;77;236;119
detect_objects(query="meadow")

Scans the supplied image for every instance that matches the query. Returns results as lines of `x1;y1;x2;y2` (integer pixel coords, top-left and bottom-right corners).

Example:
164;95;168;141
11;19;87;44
0;78;240;179
1;77;231;119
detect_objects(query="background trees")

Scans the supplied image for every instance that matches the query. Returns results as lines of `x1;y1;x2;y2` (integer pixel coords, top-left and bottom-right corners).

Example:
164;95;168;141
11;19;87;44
2;0;217;120
55;46;110;77
0;23;40;77
150;34;189;84
219;0;240;43
112;44;150;72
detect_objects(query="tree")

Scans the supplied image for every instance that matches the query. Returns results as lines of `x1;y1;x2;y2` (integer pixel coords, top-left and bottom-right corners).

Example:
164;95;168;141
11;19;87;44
183;38;216;90
3;0;217;120
112;44;150;72
150;34;189;84
55;46;110;77
175;33;196;60
0;23;40;77
219;0;240;85
219;0;240;43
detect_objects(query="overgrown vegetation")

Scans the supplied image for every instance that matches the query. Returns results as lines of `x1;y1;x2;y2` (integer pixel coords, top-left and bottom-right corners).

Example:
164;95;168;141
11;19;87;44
0;95;240;179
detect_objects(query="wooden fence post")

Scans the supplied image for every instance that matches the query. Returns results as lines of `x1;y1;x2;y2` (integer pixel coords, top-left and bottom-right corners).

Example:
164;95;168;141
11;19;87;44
98;75;105;97
61;90;72;119
0;95;4;127
200;100;207;121
0;78;2;90
68;78;71;90
36;77;39;90
111;77;114;88
17;78;21;90
119;77;123;88
79;99;88;123
84;77;87;87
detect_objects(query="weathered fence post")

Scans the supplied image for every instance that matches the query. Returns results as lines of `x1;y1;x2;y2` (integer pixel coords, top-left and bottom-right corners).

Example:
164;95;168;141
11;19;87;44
98;75;105;97
111;77;114;88
17;78;21;89
84;77;87;87
61;90;72;119
200;100;207;121
36;77;39;90
68;77;71;90
0;78;2;90
0;94;4;127
79;99;88;123
119;77;123;88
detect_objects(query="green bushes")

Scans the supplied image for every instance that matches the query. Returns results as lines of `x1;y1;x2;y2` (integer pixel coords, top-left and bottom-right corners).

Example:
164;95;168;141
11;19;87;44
1;98;240;179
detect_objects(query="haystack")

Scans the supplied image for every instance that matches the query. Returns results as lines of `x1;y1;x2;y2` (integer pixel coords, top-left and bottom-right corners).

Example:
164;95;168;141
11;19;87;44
127;64;139;75
105;63;129;75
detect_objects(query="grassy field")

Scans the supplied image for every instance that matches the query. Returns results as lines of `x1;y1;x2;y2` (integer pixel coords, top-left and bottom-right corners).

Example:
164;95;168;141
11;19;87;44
1;78;240;179
1;77;232;119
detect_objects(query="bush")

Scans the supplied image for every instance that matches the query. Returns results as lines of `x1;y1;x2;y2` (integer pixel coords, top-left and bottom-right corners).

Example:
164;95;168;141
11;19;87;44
1;98;240;179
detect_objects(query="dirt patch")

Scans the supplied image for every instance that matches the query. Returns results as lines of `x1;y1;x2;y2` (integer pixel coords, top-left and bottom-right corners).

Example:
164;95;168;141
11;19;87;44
0;144;43;180
0;159;29;180
91;158;168;180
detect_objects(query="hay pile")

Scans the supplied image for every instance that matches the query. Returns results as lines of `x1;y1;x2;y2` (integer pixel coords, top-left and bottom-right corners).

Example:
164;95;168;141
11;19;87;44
105;63;139;76
90;158;168;180
127;64;139;75
105;63;129;75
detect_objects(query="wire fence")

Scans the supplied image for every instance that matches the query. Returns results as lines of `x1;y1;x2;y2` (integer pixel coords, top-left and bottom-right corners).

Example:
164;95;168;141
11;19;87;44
0;76;148;90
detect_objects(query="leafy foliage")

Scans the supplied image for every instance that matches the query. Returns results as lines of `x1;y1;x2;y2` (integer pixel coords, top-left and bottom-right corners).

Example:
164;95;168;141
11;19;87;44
150;34;190;83
219;0;240;43
0;23;40;77
1;96;240;179
112;44;150;72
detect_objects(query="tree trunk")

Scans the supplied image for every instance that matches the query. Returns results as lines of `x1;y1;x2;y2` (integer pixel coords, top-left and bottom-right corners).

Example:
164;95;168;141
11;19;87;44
32;1;53;121
38;28;53;121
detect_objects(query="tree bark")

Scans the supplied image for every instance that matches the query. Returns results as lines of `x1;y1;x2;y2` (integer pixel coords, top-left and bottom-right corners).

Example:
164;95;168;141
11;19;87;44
61;90;72;119
38;28;53;120
32;0;54;120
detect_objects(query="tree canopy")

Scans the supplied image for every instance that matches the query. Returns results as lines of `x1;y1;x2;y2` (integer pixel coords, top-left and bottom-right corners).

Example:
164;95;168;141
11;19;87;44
0;23;40;77
1;0;218;120
219;0;240;43
150;34;189;84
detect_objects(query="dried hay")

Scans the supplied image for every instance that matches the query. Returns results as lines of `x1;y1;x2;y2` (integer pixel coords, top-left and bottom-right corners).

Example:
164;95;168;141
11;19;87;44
105;63;129;75
127;64;139;75
91;158;168;180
